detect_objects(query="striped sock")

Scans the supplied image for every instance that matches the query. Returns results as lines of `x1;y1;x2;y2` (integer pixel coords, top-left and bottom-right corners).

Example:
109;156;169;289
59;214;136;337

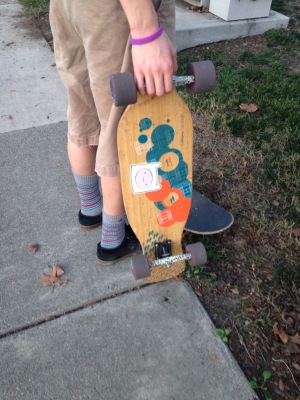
101;211;126;249
73;172;103;217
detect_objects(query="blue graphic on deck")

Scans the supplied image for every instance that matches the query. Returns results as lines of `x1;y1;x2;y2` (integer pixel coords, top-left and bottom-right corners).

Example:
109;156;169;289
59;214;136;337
139;118;152;132
135;118;192;230
138;134;148;144
145;124;191;194
143;230;166;258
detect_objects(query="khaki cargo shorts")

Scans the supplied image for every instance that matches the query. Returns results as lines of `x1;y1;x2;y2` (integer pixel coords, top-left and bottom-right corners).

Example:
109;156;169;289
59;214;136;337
49;0;175;177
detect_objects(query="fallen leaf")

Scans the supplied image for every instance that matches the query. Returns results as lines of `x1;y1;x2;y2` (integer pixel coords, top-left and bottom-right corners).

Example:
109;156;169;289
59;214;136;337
41;264;68;287
52;264;65;277
188;6;209;13
284;342;300;356
26;243;39;253
245;306;256;313
211;354;218;360
272;200;280;207
282;315;294;327
293;354;300;363
292;363;300;371
239;103;258;113
292;227;300;237
231;288;239;295
173;276;183;281
195;290;202;297
41;274;54;287
279;378;285;391
51;63;56;67
240;296;250;300
273;323;289;344
290;334;300;345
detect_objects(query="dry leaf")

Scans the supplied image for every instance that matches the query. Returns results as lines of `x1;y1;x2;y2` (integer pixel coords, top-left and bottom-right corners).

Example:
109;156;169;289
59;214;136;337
41;264;68;287
273;322;289;344
54;278;68;286
292;227;300;237
231;288;239;295
26;243;39;253
245;306;256;313
195;290;202;297
41;274;54;287
293;354;300;363
211;354;218;360
239;103;258;113
290;334;300;345
284;342;300;356
282;315;294;327
292;363;300;371
52;264;65;277
188;6;209;13
173;276;183;281
279;378;285;391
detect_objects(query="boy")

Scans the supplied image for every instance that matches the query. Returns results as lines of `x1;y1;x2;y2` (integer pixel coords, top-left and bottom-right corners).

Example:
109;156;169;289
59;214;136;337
49;0;177;264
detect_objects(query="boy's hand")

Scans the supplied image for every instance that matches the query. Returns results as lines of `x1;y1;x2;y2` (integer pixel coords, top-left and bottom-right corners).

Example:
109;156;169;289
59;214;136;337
132;31;177;97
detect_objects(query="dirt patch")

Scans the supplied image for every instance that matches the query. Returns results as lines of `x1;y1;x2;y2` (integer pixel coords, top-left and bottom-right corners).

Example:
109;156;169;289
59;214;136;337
35;12;52;46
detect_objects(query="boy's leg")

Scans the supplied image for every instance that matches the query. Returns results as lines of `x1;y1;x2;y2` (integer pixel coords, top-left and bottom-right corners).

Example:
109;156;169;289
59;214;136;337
50;1;104;230
68;142;103;229
96;0;176;262
100;176;125;217
67;142;97;177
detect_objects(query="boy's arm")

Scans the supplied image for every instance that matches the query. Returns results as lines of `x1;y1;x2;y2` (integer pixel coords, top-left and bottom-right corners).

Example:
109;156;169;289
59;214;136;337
119;0;177;96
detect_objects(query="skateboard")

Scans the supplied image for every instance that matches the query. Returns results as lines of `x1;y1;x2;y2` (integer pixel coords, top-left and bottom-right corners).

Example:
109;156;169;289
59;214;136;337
111;61;216;282
185;189;234;234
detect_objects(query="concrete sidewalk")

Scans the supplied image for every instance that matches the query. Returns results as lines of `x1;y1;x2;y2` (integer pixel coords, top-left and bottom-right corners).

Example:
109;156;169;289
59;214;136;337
0;1;277;398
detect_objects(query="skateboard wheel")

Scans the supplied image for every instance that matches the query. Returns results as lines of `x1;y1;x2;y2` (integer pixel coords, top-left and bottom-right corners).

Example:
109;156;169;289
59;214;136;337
131;255;151;280
186;61;216;94
186;243;207;267
110;73;137;106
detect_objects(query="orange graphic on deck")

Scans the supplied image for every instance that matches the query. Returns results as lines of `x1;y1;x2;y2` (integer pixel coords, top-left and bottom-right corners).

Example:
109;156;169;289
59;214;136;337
146;179;191;227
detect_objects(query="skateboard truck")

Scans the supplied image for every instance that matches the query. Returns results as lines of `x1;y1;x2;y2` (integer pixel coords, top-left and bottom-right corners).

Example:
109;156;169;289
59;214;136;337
131;242;207;279
150;252;193;270
110;60;216;106
155;240;172;259
173;75;195;86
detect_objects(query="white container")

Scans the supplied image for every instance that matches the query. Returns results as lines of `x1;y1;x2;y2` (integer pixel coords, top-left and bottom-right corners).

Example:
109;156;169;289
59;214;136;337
209;0;273;21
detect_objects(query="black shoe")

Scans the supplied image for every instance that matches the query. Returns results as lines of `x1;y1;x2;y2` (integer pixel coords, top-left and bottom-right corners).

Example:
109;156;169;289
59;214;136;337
78;210;102;230
97;225;141;265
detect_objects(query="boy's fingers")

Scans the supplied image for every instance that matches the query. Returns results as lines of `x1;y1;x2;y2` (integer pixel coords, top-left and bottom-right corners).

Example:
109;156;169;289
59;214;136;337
144;75;156;96
163;72;173;94
136;74;146;96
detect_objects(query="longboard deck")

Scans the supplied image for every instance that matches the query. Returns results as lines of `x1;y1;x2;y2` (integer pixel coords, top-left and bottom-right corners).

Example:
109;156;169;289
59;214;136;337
185;190;234;234
118;90;193;282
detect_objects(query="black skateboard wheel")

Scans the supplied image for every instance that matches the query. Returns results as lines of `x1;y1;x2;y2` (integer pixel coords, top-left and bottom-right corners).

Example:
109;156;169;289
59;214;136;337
186;60;216;94
131;254;151;280
186;243;207;267
110;72;137;106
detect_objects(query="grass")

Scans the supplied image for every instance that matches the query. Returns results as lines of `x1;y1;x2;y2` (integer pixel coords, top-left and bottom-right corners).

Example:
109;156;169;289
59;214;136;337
177;32;300;224
19;0;49;17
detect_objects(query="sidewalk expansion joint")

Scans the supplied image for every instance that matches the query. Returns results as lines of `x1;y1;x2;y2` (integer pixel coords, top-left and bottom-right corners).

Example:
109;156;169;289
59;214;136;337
0;283;151;340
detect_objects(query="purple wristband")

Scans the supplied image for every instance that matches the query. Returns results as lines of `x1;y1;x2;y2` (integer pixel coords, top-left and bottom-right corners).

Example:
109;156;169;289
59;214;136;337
130;25;163;46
